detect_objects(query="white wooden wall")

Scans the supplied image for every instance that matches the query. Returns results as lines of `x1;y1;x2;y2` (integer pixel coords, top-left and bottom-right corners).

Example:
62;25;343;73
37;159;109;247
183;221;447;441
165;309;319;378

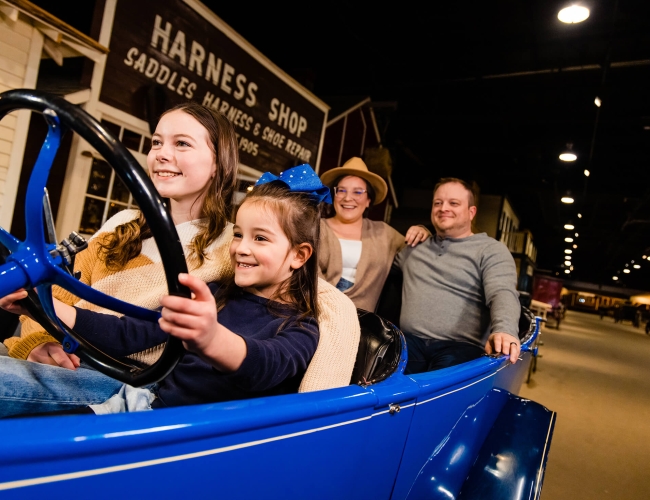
0;9;42;228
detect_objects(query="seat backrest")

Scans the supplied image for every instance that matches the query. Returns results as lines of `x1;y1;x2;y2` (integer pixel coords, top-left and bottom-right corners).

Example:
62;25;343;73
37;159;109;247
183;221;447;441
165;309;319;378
374;266;403;328
350;309;403;386
298;278;360;393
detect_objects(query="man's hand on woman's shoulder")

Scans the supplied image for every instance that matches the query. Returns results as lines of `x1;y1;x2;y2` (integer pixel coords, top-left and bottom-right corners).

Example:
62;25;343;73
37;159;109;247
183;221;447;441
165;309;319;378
404;225;432;247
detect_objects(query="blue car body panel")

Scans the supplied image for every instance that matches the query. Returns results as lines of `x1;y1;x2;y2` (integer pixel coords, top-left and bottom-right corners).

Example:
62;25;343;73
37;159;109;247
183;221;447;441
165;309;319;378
0;344;554;499
458;394;556;500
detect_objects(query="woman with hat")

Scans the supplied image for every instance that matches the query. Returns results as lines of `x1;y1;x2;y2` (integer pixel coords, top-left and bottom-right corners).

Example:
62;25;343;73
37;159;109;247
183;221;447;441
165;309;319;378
319;157;430;312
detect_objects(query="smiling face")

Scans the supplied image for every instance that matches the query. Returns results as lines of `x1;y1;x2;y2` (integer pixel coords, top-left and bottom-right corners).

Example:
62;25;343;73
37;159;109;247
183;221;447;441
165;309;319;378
230;201;309;299
431;181;477;239
147;109;217;216
332;175;371;223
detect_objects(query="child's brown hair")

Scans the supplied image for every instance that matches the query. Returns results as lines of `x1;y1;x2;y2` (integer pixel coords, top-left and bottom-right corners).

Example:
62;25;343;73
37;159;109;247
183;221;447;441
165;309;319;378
216;180;321;324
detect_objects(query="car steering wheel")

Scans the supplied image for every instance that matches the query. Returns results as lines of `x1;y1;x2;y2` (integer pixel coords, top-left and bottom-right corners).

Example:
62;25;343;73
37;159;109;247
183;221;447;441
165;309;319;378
0;89;189;387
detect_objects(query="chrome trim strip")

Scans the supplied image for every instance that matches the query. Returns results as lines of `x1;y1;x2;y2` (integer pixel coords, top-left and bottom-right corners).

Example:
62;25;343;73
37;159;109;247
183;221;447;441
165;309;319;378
417;364;509;406
534;411;557;499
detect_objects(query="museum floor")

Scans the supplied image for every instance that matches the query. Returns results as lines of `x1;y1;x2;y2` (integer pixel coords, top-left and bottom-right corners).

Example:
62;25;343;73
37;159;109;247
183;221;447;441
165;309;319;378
519;310;650;500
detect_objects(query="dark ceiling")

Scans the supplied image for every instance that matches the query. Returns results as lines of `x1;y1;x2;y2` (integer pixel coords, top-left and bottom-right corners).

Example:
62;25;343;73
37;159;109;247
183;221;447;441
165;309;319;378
32;0;650;292
208;0;650;292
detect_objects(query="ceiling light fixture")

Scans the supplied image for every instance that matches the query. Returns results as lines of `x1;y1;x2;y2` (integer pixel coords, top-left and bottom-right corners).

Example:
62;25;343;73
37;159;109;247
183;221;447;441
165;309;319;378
565;249;573;254
577;213;582;218
564;224;575;230
624;269;631;274
564;261;571;266
564;269;571;274
575;233;579;237
559;143;577;162
558;5;590;23
594;97;602;107
633;264;641;269
565;255;572;260
643;255;648;259
573;244;578;249
584;169;590;177
565;237;574;242
612;276;618;280
561;196;575;204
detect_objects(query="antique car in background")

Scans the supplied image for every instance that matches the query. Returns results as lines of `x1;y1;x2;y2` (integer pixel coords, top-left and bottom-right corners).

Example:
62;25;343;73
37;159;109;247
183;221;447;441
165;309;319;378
0;90;555;499
530;275;564;330
599;301;645;328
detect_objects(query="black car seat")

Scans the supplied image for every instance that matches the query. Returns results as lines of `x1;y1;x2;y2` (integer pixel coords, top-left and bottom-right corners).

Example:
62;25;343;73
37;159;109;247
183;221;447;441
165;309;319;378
349;309;402;387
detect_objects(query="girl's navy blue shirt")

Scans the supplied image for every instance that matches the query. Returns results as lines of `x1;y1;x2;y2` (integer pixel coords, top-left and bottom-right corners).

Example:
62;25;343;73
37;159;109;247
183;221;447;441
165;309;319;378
73;284;319;408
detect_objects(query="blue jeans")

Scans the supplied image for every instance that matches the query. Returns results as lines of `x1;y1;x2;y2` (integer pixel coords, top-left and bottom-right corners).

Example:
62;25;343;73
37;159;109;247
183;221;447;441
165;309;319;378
403;332;485;374
0;356;125;418
336;277;354;292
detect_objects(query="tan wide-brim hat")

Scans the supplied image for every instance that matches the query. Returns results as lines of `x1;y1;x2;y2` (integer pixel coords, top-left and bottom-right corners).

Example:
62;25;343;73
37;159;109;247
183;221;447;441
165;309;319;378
320;157;388;205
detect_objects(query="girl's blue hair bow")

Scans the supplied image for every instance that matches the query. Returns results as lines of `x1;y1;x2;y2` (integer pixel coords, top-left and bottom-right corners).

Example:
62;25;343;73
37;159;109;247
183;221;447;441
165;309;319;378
255;164;332;204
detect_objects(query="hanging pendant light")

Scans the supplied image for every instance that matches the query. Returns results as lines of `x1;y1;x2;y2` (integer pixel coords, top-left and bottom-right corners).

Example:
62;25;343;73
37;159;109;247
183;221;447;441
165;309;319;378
558;5;590;23
559;143;577;162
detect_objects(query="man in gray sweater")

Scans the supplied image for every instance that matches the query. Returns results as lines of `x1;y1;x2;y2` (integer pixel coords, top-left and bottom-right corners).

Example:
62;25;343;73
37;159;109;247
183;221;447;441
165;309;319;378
393;178;521;373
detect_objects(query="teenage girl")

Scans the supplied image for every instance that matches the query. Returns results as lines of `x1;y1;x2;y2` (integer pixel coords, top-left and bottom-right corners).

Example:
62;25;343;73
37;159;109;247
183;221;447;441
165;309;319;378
4;102;238;368
0;166;331;416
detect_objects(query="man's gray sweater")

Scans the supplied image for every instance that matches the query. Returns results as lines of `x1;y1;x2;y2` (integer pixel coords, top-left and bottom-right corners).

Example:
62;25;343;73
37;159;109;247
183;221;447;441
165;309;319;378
394;232;520;347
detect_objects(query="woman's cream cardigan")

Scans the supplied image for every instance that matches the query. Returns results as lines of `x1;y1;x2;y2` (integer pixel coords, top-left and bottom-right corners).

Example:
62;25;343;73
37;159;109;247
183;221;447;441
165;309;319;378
319;218;405;312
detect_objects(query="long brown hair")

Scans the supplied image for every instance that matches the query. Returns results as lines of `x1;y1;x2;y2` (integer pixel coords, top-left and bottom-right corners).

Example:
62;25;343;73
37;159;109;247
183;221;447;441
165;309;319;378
215;181;321;324
99;102;239;270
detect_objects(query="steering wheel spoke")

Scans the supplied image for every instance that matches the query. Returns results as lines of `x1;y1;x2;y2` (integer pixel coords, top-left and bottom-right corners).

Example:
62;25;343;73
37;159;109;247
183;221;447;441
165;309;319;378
0;227;21;253
32;283;79;353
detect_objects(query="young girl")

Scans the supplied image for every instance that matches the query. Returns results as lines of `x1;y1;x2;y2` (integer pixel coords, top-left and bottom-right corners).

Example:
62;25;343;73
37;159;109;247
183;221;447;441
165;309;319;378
0;166;330;415
4;102;238;368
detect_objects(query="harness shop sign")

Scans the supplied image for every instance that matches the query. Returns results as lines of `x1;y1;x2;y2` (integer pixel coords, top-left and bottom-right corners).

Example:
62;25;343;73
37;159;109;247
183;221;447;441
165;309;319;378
100;0;328;174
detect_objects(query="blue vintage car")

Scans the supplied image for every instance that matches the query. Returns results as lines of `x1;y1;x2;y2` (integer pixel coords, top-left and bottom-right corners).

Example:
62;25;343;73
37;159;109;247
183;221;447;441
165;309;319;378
0;90;555;499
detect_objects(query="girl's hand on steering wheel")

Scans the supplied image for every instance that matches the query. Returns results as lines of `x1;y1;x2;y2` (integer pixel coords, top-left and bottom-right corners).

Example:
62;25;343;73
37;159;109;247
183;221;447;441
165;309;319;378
159;273;246;372
158;273;219;355
1;289;80;369
0;289;32;318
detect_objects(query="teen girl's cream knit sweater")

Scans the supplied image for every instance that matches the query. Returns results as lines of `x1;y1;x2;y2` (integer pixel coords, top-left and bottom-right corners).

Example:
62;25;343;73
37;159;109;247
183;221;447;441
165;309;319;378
5;210;233;361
